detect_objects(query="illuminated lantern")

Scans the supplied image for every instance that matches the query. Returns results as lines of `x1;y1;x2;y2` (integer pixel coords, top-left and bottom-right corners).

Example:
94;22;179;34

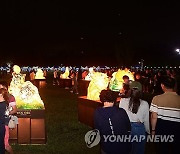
87;72;109;100
13;65;21;74
85;67;94;81
35;69;45;79
9;65;26;96
9;65;44;109
60;67;69;79
109;69;134;91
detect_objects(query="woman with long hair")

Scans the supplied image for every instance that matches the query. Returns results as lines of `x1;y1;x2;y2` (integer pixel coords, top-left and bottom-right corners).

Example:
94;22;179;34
0;81;17;154
119;87;150;154
0;88;9;154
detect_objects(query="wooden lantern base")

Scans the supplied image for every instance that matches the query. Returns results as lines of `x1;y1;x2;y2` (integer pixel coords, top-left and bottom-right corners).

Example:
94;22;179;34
78;80;90;96
59;79;72;89
9;109;46;144
34;79;46;89
78;96;103;128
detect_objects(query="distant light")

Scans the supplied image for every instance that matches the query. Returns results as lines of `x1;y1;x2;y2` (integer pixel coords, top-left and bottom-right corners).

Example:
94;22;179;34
176;49;180;52
176;49;180;54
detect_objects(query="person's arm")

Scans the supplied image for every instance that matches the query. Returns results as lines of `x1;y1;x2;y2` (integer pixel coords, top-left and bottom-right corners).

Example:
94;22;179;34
9;95;17;115
144;104;150;134
9;105;17;115
151;112;157;135
149;96;158;135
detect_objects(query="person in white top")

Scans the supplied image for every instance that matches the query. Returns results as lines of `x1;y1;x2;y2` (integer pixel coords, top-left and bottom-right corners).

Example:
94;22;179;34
119;87;150;154
119;97;150;134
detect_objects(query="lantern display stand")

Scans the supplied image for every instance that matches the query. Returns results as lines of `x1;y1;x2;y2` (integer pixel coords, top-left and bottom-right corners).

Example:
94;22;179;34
34;79;46;89
77;96;103;128
59;79;72;89
9;109;46;144
78;80;90;96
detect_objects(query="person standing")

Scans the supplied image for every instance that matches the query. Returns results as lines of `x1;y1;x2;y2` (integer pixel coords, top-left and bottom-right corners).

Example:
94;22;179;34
150;76;180;154
70;72;79;94
119;87;150;154
53;69;59;85
29;70;35;84
94;90;131;154
43;69;47;78
0;88;9;154
0;81;17;154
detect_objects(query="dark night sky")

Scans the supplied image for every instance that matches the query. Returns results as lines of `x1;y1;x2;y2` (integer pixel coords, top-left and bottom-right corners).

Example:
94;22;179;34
0;1;180;66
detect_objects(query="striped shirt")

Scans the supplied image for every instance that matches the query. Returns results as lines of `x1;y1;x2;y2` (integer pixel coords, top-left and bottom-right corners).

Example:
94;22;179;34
150;92;180;122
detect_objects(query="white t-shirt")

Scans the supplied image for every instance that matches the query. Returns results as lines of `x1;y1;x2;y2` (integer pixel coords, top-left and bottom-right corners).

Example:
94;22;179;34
119;98;150;134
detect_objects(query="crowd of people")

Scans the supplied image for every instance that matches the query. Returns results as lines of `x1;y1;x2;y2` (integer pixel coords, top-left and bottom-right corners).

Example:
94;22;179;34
94;75;180;154
1;65;179;95
49;67;180;96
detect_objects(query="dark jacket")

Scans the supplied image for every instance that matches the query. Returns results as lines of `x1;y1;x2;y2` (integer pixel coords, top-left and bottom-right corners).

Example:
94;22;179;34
94;106;131;154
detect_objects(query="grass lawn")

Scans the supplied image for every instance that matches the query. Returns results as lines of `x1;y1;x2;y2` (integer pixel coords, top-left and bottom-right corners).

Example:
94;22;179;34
11;84;156;154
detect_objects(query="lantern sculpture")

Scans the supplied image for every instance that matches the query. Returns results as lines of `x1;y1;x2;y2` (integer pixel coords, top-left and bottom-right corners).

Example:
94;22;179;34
85;67;94;81
9;65;26;96
9;65;44;109
60;67;69;79
35;69;45;79
109;69;134;92
87;72;109;100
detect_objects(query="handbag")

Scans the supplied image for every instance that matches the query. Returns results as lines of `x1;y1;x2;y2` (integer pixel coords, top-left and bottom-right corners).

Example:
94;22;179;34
8;116;18;129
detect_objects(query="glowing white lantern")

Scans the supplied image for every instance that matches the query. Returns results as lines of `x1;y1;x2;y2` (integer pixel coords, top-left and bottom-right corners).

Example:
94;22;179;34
85;67;95;81
35;69;45;79
60;67;70;79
